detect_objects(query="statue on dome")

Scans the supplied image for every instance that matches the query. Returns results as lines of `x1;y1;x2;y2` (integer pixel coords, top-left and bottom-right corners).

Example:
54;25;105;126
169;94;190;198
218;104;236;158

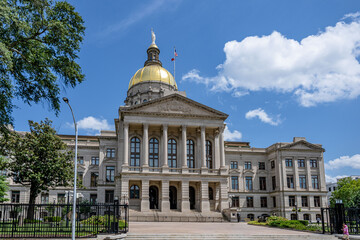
151;28;156;45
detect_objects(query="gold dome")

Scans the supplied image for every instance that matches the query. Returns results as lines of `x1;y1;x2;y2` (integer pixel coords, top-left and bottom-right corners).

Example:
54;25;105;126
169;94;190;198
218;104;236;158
128;65;177;90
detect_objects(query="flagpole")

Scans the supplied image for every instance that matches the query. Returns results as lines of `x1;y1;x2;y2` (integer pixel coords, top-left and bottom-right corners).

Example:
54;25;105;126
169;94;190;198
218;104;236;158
173;46;176;82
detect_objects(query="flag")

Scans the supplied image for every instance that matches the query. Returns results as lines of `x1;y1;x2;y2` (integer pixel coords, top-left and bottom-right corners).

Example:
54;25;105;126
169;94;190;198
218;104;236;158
171;48;178;61
171;58;175;61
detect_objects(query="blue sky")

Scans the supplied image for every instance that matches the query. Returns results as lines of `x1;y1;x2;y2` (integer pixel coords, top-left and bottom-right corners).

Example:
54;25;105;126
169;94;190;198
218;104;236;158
11;0;360;182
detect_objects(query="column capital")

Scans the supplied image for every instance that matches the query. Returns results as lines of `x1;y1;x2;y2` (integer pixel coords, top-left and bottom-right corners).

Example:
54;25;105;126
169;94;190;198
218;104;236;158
143;123;149;129
162;124;168;131
123;122;129;128
181;125;187;131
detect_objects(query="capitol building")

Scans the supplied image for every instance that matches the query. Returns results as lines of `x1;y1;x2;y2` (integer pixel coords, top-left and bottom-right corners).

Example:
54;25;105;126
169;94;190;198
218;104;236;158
7;34;328;222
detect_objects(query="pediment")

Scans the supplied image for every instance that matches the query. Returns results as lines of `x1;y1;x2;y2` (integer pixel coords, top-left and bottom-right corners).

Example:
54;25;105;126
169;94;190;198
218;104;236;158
120;94;228;119
280;140;324;151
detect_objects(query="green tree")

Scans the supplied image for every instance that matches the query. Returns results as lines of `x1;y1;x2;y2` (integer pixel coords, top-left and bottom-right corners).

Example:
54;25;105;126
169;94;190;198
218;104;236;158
0;0;85;133
0;118;74;219
330;177;360;208
0;156;9;202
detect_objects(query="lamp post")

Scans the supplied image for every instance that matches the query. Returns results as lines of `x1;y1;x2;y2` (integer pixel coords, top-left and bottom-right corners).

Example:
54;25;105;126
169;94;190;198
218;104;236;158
63;97;78;240
294;202;298;220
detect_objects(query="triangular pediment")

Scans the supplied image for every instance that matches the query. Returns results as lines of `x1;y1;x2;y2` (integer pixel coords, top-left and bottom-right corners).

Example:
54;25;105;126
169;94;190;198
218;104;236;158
280;140;324;151
120;93;228;119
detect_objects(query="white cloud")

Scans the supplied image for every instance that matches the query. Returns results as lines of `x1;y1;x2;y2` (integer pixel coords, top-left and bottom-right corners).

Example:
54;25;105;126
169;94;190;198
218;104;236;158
325;154;360;170
68;116;114;134
325;174;349;183
182;13;360;107
245;108;281;126
223;126;242;141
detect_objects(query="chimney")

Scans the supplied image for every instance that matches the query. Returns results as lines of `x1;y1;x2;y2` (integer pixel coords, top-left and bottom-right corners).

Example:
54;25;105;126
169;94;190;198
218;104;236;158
293;137;306;142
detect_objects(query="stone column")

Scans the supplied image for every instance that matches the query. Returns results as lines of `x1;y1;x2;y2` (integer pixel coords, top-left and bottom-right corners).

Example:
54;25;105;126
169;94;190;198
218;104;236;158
319;153;326;191
200;181;210;212
200;127;207;172
219;126;227;174
214;129;220;170
142;124;149;172
123;123;129;169
141;180;149;212
306;158;312;190
181;180;190;212
161;180;170;212
294;159;300;190
181;125;188;173
218;180;228;210
162;125;168;172
121;178;129;204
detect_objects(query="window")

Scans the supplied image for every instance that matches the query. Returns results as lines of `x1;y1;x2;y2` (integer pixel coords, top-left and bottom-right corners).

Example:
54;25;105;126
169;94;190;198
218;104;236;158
130;137;141;166
291;214;297;220
314;196;321;207
272;176;276;190
333;186;336;191
106;148;116;158
106;166;115;182
245;162;252;170
231;196;239;208
41;193;49;204
303;214;310;221
245;177;253;190
258;162;265;170
285;159;293;167
299;175;306;189
149;138;159;167
130;185;140;199
312;175;319;189
105;190;114;203
328;187;331;192
77;172;83;185
91;172;98;187
298;159;305;168
230;161;238;169
231;176;239;190
301;196;308;207
168;139;177;168
287;175;294;188
310;159;318;168
187;139;195;168
247;214;254;221
206;140;213;169
90;194;97;204
261;197;267;208
246;196;253;207
272;196;276;208
289;196;295;207
77;156;84;165
259;177;266;190
208;187;214;200
271;160;275;169
58;194;65;204
91;156;99;165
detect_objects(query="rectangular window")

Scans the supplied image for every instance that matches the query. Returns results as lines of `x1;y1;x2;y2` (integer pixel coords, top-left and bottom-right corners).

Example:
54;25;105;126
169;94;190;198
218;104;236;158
91;172;99;187
77;172;83;185
260;197;267;208
105;190;114;203
57;194;65;204
77;156;84;165
310;159;318;168
106;148;116;158
259;177;266;190
106;166;115;182
41;193;49;204
272;176;276;190
298;159;305;168
312;175;319;189
246;196;253;207
271;160;275;169
245;177;253;190
289;196;295;207
230;161;238;169
299;175;307;189
258;162;265;170
301;196;308;207
287;175;294;188
11;191;20;203
91;156;99;165
231;196;239;208
245;162;252;170
285;159;293;167
272;196;276;208
90;194;97;204
231;176;239;190
314;196;321;207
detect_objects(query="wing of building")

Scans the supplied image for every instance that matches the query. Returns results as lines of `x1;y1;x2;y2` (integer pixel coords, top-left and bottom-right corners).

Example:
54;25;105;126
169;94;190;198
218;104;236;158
6;34;328;222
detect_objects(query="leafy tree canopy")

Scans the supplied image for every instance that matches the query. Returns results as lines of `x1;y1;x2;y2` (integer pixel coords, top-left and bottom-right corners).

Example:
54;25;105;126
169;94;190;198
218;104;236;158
0;156;9;202
0;0;85;133
330;177;360;208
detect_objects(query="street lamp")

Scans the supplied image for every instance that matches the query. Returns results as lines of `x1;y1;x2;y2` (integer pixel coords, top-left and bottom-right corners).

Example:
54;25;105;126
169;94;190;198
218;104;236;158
63;97;78;240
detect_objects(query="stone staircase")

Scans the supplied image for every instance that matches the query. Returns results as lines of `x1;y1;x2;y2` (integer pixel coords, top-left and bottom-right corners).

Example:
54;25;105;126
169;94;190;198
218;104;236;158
124;233;339;240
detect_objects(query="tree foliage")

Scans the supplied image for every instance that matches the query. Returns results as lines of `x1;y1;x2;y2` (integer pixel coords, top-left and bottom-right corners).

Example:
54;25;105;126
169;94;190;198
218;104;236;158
0;156;9;202
0;0;85;133
330;177;360;208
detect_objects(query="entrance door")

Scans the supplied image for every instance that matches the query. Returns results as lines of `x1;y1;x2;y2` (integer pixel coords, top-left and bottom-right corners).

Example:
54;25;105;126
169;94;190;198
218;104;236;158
149;186;159;209
169;186;177;209
189;186;195;210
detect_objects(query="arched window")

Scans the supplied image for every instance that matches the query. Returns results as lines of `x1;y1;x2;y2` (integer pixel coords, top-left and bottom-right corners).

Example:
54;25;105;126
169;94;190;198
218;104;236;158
168;139;177;168
206;140;213;169
130;137;141;166
143;99;148;103
208;187;214;200
291;214;297;220
130;185;140;199
187;139;195;168
149;138;159;167
303;214;310;221
247;214;254;221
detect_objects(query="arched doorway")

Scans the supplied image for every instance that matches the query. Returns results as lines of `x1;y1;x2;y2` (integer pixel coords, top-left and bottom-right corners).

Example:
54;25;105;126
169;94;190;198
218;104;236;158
149;186;159;209
169;186;177;209
189;186;195;210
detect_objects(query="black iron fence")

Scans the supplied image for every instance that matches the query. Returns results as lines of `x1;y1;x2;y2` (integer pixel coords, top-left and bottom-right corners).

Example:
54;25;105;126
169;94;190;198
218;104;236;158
0;202;128;238
321;205;360;235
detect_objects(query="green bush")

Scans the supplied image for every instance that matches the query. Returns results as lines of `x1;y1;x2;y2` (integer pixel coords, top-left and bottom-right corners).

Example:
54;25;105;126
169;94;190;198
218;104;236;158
44;216;61;222
81;215;128;228
24;219;42;223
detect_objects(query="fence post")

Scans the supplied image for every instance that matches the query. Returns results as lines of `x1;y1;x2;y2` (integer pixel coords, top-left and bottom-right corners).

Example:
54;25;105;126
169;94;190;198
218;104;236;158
321;208;325;234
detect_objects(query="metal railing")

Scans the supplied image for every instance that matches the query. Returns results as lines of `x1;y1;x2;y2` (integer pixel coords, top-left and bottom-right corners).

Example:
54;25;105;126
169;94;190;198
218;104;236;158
0;202;128;238
321;206;360;235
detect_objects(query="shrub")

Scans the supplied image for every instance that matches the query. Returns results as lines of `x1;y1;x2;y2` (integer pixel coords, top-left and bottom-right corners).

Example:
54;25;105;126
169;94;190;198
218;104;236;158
44;216;61;222
24;219;42;224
